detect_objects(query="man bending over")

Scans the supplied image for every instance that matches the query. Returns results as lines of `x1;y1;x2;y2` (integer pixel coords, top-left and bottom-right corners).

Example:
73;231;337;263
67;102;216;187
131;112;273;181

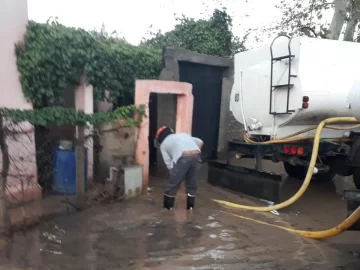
154;126;203;211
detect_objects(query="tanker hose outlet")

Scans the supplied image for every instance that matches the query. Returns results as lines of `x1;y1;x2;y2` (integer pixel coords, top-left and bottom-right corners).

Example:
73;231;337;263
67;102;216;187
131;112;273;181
247;118;263;131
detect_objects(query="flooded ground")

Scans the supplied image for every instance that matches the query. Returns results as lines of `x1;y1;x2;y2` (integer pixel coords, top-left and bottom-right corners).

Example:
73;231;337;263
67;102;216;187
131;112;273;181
0;161;360;270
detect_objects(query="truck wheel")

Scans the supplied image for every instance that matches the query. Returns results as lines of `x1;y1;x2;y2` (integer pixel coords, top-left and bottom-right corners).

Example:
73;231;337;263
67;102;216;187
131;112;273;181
283;162;335;182
352;168;360;189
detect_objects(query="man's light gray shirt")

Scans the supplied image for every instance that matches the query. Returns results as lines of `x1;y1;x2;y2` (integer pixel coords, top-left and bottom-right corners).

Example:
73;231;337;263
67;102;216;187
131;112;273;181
160;133;203;170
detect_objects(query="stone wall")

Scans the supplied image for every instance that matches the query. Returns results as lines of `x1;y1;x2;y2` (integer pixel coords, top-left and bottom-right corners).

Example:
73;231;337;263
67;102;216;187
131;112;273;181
227;111;244;141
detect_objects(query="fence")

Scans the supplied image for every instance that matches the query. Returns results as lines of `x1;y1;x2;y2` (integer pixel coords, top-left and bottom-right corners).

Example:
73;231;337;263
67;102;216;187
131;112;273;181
0;112;139;230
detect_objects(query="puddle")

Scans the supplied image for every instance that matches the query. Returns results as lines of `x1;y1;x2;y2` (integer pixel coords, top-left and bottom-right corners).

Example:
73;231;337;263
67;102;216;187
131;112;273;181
218;243;236;250
40;248;63;255
193;248;225;261
219;232;238;242
206;222;222;228
42;232;62;244
190;247;206;253
196;265;225;270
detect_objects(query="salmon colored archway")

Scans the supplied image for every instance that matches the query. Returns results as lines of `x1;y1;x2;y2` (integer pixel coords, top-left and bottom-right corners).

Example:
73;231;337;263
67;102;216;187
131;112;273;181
134;80;193;190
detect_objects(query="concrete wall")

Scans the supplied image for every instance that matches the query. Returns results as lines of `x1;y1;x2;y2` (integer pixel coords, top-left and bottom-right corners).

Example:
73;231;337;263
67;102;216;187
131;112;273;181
158;47;235;165
97;123;136;181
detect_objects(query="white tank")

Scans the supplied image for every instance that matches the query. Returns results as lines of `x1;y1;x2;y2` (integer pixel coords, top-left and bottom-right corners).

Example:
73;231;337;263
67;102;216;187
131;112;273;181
230;36;360;139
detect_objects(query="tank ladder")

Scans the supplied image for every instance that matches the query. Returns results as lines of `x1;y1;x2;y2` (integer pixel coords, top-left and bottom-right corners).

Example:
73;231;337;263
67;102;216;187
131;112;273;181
269;34;297;115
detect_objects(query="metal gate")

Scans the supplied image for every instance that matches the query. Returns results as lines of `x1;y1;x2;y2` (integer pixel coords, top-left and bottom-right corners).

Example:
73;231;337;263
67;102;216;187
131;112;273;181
179;61;224;160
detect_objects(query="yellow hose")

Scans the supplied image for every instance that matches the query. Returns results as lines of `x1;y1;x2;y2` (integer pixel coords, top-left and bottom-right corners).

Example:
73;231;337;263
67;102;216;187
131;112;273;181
279;124;360;140
224;207;360;239
213;117;359;212
243;123;360;144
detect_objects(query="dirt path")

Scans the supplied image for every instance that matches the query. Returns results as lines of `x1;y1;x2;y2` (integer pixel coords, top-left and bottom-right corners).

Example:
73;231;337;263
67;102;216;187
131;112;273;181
0;163;359;270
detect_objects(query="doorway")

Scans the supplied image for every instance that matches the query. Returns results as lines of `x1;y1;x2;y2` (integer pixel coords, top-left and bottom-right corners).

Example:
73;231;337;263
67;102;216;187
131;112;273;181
178;61;224;160
149;93;158;171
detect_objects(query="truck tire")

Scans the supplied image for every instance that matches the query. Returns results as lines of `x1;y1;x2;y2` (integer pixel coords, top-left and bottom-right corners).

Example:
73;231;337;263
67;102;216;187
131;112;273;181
283;162;336;182
352;167;360;189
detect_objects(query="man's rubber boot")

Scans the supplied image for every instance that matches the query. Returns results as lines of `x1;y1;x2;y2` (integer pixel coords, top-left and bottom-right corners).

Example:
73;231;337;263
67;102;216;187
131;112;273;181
186;194;195;210
163;194;175;210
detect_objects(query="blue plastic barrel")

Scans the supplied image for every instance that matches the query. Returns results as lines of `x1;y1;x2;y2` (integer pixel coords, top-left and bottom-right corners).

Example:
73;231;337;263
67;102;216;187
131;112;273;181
52;148;88;195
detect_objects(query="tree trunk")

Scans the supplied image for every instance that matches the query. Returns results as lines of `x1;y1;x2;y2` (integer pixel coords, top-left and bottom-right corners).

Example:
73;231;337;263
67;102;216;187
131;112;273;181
343;0;360;41
343;15;359;41
0;114;10;232
327;0;350;40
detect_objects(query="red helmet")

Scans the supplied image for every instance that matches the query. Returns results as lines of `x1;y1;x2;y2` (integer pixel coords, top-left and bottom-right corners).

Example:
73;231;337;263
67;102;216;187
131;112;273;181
155;126;168;138
154;126;174;147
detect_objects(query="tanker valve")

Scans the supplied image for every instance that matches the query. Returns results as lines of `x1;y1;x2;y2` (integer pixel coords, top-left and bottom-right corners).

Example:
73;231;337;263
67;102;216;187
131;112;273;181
247;118;263;131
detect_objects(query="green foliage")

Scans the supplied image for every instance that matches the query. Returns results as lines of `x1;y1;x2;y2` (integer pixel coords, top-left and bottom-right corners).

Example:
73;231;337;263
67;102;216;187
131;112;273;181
142;9;247;57
0;105;145;127
255;0;360;42
15;9;244;110
273;0;332;38
15;19;162;108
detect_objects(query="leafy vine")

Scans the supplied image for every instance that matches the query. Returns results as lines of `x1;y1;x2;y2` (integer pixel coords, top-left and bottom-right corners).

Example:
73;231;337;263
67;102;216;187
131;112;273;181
15;20;162;108
0;105;145;127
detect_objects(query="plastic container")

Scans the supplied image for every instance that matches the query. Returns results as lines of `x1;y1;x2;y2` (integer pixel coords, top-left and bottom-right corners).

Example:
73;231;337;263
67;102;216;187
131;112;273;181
52;148;88;195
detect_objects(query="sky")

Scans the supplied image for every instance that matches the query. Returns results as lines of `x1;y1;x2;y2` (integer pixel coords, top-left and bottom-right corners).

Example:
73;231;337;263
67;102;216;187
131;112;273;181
27;0;283;47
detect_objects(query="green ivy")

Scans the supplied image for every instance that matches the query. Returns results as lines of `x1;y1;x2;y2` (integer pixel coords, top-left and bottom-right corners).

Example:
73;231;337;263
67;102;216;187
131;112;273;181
15;20;162;108
14;10;245;110
0;105;145;127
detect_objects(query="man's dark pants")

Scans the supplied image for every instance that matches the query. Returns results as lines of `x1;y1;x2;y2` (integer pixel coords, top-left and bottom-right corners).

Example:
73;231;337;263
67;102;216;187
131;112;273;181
163;155;202;209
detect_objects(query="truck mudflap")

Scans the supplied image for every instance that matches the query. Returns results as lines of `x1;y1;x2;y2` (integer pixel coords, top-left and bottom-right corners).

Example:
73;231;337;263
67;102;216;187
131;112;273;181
343;189;360;231
207;160;285;204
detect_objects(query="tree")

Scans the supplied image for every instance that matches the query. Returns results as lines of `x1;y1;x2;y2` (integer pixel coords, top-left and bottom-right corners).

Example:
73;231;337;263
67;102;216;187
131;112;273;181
263;0;360;42
141;9;247;57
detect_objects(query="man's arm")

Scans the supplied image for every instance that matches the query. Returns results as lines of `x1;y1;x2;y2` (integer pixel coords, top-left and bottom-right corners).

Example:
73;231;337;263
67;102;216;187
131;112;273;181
192;137;204;150
160;144;173;170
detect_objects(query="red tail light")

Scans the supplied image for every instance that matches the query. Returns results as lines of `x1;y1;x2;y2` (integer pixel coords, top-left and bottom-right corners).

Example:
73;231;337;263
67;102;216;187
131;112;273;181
283;145;305;156
302;96;309;109
290;146;297;155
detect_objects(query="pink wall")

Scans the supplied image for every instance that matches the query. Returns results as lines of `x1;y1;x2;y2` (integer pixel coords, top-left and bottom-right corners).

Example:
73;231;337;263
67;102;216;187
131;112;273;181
0;0;41;203
0;0;30;109
134;80;193;190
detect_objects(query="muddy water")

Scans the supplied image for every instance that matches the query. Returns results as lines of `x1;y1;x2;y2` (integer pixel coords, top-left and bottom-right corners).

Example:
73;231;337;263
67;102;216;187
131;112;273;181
0;165;360;270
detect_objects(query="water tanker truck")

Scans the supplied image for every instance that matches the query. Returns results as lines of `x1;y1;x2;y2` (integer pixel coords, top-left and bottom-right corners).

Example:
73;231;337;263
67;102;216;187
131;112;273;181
208;33;360;230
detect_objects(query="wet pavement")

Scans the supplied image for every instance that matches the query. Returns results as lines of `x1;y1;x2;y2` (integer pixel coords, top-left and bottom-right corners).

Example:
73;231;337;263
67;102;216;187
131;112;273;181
0;162;360;270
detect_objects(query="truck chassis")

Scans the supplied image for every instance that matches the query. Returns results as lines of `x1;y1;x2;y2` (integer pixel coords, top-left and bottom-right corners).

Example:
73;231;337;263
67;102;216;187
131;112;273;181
208;133;360;231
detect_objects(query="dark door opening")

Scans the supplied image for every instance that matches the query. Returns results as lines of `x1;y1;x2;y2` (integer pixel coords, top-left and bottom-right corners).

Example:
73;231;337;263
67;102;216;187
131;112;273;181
149;93;158;171
179;61;224;161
